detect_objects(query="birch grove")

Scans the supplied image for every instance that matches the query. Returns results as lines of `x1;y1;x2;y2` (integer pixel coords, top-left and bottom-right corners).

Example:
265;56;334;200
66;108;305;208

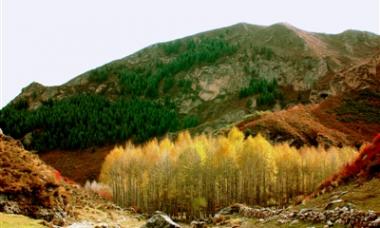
99;128;357;219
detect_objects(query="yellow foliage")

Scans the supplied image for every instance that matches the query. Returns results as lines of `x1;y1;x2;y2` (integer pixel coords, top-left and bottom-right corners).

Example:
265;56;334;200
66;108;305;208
99;146;124;184
99;128;358;218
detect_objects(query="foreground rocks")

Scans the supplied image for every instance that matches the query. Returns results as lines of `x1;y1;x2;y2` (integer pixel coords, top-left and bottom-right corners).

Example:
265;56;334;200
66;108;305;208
214;203;380;227
142;211;181;228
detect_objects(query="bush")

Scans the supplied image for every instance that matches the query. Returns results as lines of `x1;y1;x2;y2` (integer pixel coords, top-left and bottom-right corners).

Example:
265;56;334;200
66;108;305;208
89;66;109;83
178;79;192;92
84;180;113;201
239;78;278;98
13;98;29;110
252;46;275;60
181;115;200;129
160;40;182;55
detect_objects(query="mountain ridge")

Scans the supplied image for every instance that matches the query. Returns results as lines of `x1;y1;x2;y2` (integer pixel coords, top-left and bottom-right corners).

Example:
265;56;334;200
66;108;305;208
1;21;380;153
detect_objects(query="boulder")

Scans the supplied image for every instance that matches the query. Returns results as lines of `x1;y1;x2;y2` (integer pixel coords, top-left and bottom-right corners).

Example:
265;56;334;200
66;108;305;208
142;211;181;228
216;204;243;215
190;220;207;228
369;217;380;227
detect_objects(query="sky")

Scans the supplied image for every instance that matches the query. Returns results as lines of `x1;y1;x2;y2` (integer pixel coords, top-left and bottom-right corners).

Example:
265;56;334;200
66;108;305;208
1;0;379;108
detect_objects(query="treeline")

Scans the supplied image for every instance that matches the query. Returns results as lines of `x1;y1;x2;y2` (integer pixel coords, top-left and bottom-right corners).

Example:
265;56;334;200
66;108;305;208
89;37;237;98
0;95;198;151
100;128;357;219
239;77;280;107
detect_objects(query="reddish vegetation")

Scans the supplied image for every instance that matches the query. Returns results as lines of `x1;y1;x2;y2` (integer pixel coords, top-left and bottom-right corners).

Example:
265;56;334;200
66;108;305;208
237;94;380;148
318;134;380;192
311;96;377;144
0;133;143;226
0;134;70;223
39;145;114;184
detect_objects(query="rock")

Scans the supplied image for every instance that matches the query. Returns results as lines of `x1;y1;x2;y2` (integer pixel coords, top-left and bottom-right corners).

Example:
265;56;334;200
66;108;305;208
298;208;313;214
191;220;207;228
290;219;299;225
326;220;333;227
367;211;377;221
94;223;109;228
212;214;230;225
277;219;288;224
0;128;3;135
324;199;343;209
36;208;54;221
22;132;33;147
67;221;94;228
335;218;343;224
142;211;181;228
216;204;242;215
217;207;233;215
369;217;380;227
0;201;21;214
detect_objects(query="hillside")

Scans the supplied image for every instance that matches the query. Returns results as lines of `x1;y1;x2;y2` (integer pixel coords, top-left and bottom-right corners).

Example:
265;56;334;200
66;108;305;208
1;22;380;184
0;133;146;227
238;53;380;148
2;23;380;148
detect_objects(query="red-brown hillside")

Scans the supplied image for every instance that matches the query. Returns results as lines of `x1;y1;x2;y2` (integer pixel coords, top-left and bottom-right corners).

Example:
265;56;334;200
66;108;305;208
238;91;380;148
39;145;114;185
0;134;70;224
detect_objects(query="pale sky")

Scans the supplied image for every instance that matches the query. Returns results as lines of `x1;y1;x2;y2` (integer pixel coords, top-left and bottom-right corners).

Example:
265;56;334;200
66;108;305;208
1;0;379;108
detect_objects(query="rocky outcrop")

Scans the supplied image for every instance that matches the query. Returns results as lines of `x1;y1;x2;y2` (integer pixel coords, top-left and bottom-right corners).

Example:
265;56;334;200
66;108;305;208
215;203;379;227
142;211;181;228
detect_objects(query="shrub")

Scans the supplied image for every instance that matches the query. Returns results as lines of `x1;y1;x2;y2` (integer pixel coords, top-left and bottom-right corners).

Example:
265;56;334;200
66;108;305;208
239;77;280;107
84;180;113;201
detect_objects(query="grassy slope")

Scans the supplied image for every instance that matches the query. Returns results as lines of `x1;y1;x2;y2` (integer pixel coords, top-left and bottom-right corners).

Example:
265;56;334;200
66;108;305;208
300;178;380;212
0;213;46;228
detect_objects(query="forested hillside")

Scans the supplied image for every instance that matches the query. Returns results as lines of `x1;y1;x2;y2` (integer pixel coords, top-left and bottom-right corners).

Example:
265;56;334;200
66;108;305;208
1;23;380;153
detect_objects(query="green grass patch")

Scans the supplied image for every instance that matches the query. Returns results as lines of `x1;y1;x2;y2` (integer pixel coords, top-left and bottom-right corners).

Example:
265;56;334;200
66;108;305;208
0;213;46;228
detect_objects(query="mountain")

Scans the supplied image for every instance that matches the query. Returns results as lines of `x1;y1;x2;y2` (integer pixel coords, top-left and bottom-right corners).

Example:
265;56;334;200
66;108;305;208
0;23;380;151
2;21;380;226
1;22;380;183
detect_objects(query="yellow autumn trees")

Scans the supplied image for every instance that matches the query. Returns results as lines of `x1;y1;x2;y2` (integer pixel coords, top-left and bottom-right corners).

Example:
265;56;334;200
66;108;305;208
99;128;357;219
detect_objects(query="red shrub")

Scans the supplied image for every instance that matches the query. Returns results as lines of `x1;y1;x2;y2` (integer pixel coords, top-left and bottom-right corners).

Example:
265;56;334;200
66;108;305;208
54;170;63;183
318;133;380;192
97;189;113;201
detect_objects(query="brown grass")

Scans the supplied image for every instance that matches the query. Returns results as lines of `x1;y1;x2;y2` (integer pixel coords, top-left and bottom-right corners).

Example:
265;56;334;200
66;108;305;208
237;94;380;148
0;135;70;223
39;145;114;184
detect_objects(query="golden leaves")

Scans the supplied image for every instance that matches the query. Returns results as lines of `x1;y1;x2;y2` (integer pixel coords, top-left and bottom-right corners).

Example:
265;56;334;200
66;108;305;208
99;128;358;217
